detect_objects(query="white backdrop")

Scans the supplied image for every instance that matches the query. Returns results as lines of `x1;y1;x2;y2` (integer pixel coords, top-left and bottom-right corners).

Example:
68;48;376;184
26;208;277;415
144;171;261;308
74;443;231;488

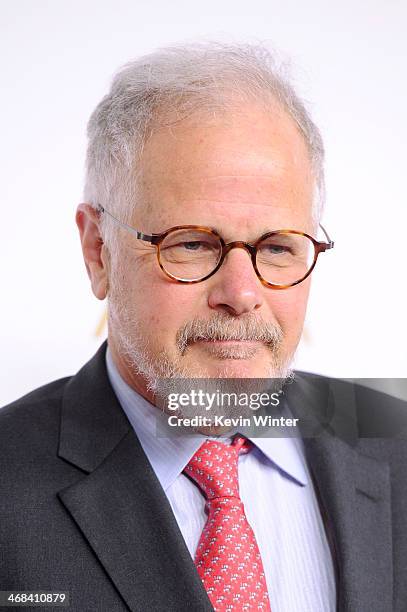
1;0;406;406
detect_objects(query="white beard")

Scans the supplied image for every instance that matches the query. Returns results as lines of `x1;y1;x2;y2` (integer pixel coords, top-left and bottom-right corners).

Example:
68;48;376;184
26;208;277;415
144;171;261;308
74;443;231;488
107;262;294;424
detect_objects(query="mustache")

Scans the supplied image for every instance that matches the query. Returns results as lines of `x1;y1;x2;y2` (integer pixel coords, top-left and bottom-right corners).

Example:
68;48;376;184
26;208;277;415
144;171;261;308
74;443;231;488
176;313;283;354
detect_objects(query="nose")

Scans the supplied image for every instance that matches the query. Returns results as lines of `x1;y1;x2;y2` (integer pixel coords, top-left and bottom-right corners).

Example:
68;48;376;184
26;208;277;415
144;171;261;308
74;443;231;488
207;246;264;316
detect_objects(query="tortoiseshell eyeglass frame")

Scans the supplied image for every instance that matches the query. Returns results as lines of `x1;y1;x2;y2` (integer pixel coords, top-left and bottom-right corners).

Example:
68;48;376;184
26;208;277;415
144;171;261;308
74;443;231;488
97;204;334;290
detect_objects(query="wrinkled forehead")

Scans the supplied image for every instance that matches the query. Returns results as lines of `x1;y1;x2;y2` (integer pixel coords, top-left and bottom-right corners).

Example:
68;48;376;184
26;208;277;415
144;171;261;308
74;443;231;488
133;103;316;234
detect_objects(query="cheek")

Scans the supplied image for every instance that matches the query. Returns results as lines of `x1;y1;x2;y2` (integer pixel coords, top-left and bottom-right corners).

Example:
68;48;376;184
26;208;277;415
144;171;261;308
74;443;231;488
134;271;204;335
266;282;310;339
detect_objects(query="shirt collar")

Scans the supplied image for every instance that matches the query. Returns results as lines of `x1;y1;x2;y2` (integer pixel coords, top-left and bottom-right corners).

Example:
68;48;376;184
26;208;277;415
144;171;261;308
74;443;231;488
105;346;308;490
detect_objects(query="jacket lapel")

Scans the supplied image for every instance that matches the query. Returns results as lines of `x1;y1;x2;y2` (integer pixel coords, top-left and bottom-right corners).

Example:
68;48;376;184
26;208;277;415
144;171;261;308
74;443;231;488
57;342;212;612
290;374;393;612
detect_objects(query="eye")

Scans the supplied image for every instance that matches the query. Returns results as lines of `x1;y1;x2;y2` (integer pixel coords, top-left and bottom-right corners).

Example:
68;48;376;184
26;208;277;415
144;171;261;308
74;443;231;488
259;242;293;255
265;244;290;254
181;240;208;251
169;239;218;253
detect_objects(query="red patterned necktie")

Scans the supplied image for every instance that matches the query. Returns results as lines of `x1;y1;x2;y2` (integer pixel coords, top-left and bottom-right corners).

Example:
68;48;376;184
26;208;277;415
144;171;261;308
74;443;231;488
184;436;271;611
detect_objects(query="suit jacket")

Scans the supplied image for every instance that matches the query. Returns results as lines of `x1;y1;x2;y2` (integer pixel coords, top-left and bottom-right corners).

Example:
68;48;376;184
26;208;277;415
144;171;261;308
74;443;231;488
1;341;407;611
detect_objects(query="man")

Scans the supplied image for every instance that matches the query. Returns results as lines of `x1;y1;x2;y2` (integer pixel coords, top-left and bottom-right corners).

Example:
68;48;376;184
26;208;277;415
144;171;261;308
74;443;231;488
1;42;406;612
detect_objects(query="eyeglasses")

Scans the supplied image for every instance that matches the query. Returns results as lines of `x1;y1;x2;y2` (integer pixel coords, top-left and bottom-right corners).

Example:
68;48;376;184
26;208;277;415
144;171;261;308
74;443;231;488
97;204;334;289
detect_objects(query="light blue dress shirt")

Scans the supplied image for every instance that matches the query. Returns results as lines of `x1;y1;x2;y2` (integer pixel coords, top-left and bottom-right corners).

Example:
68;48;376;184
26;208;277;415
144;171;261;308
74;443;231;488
105;347;336;612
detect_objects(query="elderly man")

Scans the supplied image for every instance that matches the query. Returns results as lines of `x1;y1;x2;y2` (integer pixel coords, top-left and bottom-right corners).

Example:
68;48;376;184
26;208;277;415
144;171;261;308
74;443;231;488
1;42;406;612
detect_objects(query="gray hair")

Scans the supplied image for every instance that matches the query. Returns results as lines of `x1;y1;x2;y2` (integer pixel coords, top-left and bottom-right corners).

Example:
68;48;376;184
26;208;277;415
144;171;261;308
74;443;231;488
84;41;325;247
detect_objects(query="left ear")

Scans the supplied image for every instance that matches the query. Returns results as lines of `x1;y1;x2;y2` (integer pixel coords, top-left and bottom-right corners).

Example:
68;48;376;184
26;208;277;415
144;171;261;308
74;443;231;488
75;203;109;300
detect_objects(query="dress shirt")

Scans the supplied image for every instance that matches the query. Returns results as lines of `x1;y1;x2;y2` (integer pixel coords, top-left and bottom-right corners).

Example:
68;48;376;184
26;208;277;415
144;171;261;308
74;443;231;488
105;346;336;612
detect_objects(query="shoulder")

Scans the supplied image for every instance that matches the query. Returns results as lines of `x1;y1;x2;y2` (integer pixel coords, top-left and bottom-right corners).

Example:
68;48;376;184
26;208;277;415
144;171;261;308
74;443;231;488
0;375;71;418
294;370;407;420
0;376;71;455
293;370;407;457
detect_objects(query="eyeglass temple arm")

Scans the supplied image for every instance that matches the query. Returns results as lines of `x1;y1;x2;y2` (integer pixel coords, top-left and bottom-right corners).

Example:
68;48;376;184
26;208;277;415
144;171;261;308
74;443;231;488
319;223;334;249
96;204;156;243
97;204;335;249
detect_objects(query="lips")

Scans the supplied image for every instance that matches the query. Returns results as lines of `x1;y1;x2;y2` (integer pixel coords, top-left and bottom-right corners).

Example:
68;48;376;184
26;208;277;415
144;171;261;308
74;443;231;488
194;339;262;359
198;339;261;345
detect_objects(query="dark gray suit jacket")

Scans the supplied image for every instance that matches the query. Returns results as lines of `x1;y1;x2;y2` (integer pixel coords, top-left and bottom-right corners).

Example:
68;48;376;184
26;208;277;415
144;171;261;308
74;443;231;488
1;342;406;611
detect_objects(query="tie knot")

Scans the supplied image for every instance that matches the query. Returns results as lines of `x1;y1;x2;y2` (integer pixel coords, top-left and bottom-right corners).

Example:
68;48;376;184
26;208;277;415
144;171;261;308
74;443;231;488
184;436;251;500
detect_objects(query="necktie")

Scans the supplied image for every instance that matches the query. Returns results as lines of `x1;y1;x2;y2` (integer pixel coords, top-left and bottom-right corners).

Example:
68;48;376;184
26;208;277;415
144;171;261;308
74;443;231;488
184;436;271;611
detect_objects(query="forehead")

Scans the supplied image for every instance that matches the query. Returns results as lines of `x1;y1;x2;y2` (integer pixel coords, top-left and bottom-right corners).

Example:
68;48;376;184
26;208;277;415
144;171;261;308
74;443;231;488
135;102;315;233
